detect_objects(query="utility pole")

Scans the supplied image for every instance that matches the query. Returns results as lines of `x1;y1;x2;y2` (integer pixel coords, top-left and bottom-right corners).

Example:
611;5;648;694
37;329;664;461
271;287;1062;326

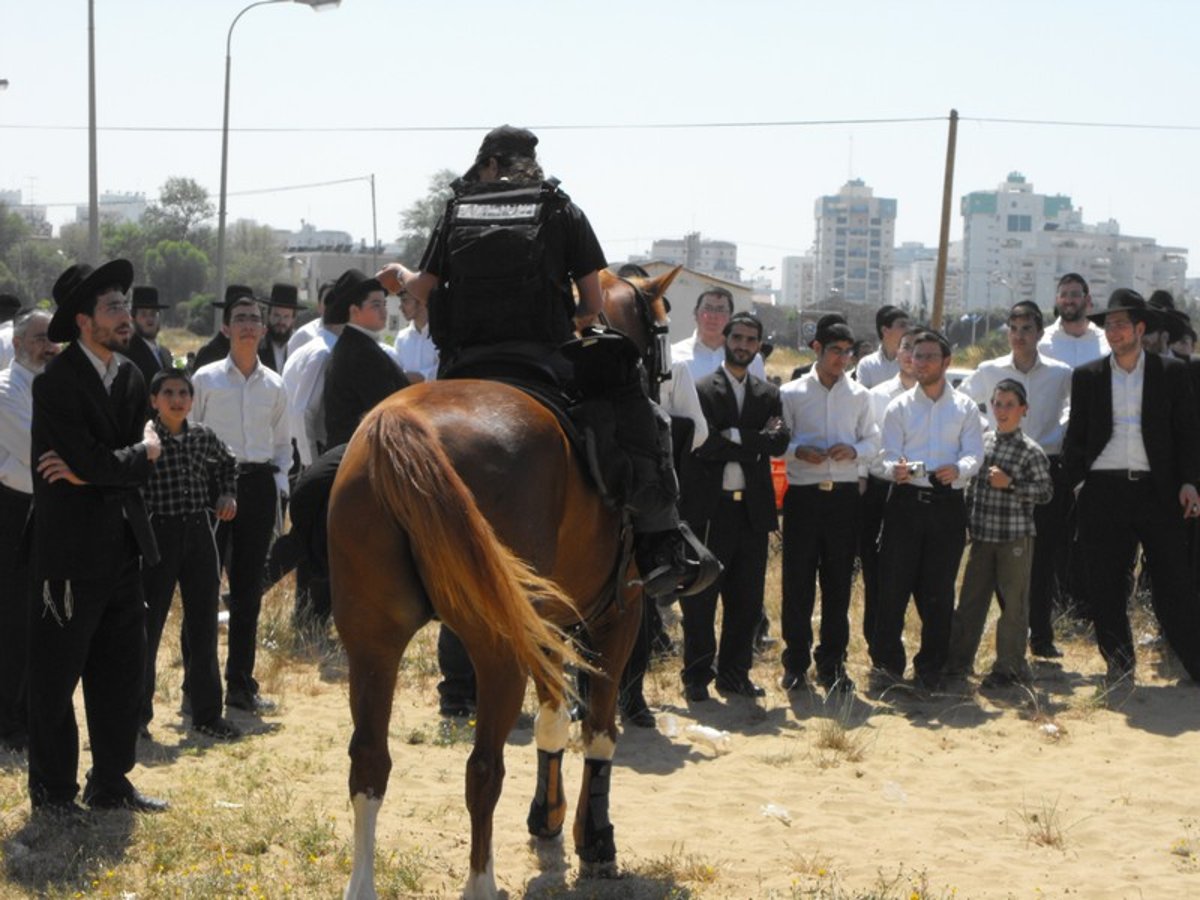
932;109;958;330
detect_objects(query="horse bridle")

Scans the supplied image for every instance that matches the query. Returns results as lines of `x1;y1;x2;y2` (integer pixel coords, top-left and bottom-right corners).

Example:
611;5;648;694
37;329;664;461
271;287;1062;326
605;275;672;403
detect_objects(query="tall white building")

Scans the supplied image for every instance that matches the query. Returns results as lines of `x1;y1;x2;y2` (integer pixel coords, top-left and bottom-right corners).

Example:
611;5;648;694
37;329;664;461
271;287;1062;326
74;191;147;226
812;179;896;307
960;172;1186;312
780;254;815;309
890;241;962;322
649;232;740;282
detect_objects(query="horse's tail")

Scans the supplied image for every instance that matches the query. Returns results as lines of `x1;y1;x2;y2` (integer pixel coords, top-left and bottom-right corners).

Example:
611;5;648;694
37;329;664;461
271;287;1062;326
361;400;583;704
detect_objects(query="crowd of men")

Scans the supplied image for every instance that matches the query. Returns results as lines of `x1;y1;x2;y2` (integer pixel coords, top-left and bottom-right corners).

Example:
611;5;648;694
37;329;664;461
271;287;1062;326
2;127;1199;817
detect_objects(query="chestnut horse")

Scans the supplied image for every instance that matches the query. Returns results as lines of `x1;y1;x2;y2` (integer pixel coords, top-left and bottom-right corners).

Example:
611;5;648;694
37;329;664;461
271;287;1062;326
331;267;681;899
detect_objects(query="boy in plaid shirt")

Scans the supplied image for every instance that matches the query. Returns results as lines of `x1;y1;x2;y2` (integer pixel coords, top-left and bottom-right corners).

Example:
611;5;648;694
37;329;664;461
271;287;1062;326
948;379;1053;686
140;369;241;740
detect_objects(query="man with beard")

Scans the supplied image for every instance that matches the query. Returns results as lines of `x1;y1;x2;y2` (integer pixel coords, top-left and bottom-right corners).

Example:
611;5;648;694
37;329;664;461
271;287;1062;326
678;312;789;701
1038;273;1109;369
125;286;174;386
0;310;59;752
259;283;303;373
28;260;167;814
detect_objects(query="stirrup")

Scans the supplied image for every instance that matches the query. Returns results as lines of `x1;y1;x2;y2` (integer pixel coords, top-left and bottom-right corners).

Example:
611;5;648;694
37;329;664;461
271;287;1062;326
674;521;721;598
634;523;721;601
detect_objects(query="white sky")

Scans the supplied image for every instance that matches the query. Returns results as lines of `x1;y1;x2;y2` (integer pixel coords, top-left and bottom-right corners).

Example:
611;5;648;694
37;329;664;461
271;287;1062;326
3;0;1199;285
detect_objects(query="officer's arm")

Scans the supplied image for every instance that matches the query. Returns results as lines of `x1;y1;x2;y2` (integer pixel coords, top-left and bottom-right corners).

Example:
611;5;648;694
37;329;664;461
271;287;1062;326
575;271;603;324
376;264;438;305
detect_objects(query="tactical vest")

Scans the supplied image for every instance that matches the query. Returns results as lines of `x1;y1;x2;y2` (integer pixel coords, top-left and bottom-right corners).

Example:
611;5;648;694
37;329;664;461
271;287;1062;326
431;179;571;354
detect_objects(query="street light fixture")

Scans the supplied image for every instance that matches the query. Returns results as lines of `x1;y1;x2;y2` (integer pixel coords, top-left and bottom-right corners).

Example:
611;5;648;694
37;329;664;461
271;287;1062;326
214;0;342;313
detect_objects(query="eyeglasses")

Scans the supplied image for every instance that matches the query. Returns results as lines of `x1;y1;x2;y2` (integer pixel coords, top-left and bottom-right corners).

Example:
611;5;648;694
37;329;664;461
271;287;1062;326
912;352;944;362
698;305;731;316
230;314;264;326
824;345;854;357
97;300;131;315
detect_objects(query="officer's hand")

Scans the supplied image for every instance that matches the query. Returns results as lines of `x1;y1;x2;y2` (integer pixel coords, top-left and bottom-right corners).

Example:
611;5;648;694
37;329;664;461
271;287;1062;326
375;263;409;295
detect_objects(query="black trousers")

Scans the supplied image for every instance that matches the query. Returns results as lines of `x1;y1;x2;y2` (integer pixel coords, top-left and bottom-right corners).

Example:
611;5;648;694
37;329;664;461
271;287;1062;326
216;469;278;696
872;486;968;680
618;594;655;713
680;497;769;687
857;475;890;647
437;625;476;710
142;512;223;727
28;541;145;806
0;484;31;742
1028;456;1069;646
1076;475;1200;678
780;483;860;681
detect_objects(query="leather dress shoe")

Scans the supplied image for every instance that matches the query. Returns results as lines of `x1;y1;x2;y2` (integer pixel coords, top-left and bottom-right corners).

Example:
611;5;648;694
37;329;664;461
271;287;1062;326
683;682;710;702
779;670;808;692
85;789;169;813
715;675;766;698
621;704;656;728
226;692;277;714
1030;641;1063;659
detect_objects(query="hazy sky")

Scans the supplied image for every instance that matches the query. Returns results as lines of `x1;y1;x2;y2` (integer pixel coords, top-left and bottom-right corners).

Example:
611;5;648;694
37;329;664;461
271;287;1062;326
4;0;1199;285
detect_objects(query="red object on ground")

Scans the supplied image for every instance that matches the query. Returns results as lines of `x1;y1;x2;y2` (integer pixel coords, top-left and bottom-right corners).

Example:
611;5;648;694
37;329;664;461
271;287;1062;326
771;457;787;511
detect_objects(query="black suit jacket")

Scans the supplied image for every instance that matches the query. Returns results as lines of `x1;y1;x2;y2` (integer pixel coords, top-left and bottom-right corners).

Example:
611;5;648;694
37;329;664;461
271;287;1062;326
257;337;288;374
124;335;174;386
192;332;230;373
1063;351;1200;507
323;326;410;447
29;341;159;580
681;367;789;534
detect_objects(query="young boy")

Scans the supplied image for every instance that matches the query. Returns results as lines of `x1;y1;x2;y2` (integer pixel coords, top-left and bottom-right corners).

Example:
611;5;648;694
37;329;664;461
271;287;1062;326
947;379;1053;686
140;369;241;739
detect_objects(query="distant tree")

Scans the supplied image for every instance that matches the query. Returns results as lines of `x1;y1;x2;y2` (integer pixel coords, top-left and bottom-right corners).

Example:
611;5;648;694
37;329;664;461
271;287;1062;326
0;204;29;259
145;239;210;313
396;169;457;267
224;220;284;292
101;220;151;273
57;221;91;264
143;177;214;243
0;207;71;304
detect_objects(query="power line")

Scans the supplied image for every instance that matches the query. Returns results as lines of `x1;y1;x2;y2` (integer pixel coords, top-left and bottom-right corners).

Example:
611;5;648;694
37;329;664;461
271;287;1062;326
8;175;372;208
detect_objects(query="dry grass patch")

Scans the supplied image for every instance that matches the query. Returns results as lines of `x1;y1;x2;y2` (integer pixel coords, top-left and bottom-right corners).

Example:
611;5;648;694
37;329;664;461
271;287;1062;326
632;843;721;886
1016;795;1074;850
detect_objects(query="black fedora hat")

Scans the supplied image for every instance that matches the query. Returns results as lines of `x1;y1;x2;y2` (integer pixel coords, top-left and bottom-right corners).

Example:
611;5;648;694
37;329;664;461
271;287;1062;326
211;283;258;310
463;125;539;181
131;285;169;310
0;293;22;313
267;283;305;309
324;269;383;325
1146;290;1189;342
1086;288;1162;327
48;258;134;343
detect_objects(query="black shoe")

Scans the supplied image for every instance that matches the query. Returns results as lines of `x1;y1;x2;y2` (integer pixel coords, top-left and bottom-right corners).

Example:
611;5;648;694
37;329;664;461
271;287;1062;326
84;789;169;813
779;670;808;692
621;704;656;728
683;682;710;702
980;671;1015;689
715;675;766;698
138;723;152;741
226;692;277;714
438;702;476;719
193;717;243;741
1030;641;1063;659
913;672;942;693
820;673;856;695
635;525;720;600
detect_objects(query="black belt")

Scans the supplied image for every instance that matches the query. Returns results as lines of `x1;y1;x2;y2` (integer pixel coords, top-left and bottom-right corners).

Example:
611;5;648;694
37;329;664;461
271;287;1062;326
1089;469;1151;482
721;490;745;502
793;481;858;493
238;461;278;476
0;482;31;501
893;483;964;504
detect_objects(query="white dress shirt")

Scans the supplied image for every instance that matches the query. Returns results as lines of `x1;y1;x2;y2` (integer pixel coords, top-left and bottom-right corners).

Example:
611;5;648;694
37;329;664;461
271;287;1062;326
1092;351;1152;473
672;332;766;383
0;323;13;371
281;326;338;466
659;359;708;451
191;357;292;496
1037;319;1110;369
854;347;900;390
868;375;914;427
721;364;749;492
780;371;878;485
0;360;36;493
393;321;439;382
960;353;1072;455
287;317;323;355
78;341;121;391
879;382;984;489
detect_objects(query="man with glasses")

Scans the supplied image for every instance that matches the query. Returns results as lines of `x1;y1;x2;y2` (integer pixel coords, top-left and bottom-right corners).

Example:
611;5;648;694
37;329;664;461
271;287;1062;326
1063;290;1200;690
28;260;167;814
778;321;877;694
1038;273;1109;369
323;268;410;449
960;301;1073;659
672;287;766;383
192;291;291;715
872;330;984;691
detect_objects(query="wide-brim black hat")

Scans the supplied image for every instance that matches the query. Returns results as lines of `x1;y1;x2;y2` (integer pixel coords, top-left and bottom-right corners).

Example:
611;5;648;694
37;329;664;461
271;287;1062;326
268;283;305;309
463;125;539;181
212;284;258;309
324;269;383;325
131;284;169;310
1146;292;1189;343
0;293;22;313
1086;288;1162;327
48;258;134;343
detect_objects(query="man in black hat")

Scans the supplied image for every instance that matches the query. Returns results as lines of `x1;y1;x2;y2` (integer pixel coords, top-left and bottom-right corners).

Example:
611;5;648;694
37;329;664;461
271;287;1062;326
191;285;257;372
376;125;705;598
323;269;410;448
0;292;24;370
125;285;174;386
1063;288;1200;689
259;283;303;373
27;259;168;814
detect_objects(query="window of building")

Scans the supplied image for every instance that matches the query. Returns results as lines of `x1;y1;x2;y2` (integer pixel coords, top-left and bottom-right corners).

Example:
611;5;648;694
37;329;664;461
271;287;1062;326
1007;215;1032;232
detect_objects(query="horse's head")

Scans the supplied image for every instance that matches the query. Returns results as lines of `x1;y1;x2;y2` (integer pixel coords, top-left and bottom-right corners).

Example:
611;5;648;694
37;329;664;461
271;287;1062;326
598;266;682;399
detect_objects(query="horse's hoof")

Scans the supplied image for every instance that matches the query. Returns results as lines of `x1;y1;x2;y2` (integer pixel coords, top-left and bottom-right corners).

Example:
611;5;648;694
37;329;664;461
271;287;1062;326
578;859;620;880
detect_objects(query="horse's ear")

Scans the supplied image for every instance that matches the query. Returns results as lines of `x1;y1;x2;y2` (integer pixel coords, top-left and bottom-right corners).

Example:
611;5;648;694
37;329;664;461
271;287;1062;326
646;265;683;301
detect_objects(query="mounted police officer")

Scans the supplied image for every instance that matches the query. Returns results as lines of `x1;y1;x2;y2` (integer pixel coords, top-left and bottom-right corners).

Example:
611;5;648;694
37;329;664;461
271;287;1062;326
378;125;703;599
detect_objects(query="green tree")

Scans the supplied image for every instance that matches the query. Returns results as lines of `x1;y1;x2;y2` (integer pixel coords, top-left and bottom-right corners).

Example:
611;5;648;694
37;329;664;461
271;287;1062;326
143;176;214;243
396;169;457;267
145;239;210;309
0;206;71;304
101;220;151;273
225;220;284;292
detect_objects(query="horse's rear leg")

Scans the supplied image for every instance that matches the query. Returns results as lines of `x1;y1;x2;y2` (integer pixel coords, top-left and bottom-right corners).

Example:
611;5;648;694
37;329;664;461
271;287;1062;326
574;595;641;878
526;677;571;840
462;653;528;900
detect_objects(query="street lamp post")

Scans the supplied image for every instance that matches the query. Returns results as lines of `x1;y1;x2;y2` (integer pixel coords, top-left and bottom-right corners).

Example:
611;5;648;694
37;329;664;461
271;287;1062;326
214;0;340;314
